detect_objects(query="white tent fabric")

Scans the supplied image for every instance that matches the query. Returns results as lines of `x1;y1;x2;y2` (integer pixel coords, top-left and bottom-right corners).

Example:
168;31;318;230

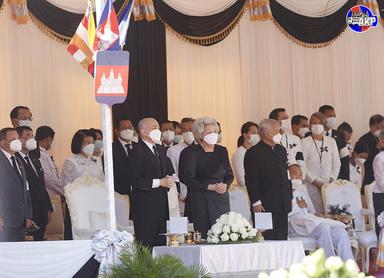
274;0;350;18
0;240;94;278
162;0;238;16
45;0;116;14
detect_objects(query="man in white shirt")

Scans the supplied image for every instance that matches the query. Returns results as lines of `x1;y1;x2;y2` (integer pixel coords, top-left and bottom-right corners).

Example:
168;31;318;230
167;117;195;216
32;126;63;197
288;164;353;261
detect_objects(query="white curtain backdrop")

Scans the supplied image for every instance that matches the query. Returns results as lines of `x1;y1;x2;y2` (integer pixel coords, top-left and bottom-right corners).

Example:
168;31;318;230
163;0;238;16
167;17;384;156
1;5;384;164
274;0;349;17
0;7;99;167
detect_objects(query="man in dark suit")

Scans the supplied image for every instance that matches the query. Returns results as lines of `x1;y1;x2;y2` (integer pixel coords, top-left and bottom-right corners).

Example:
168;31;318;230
244;119;292;240
130;118;175;248
359;114;384;187
0;127;33;242
113;119;136;196
16;126;53;241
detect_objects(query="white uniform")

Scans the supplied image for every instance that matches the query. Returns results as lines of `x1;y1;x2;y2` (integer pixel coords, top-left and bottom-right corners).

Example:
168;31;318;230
167;142;189;215
289;184;353;261
232;146;247;187
281;133;306;177
301;135;341;213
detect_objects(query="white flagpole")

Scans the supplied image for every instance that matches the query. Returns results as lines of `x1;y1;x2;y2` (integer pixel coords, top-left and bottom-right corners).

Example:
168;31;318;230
101;103;116;231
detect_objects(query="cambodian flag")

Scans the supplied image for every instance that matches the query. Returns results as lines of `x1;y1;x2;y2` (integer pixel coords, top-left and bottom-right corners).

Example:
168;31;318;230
118;0;134;47
94;0;120;51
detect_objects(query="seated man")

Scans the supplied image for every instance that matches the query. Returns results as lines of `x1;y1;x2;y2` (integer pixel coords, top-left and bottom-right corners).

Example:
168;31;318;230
288;164;354;261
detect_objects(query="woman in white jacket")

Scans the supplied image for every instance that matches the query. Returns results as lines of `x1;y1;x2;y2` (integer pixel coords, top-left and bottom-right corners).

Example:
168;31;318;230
301;113;341;214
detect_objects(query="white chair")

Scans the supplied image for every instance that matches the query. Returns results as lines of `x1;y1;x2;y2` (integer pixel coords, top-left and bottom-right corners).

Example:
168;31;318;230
115;193;134;235
64;175;109;240
360;182;378;273
228;184;252;224
322;180;377;271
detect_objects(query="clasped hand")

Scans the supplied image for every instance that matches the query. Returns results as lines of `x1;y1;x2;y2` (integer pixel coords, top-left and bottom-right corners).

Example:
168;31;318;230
208;183;227;194
160;175;175;188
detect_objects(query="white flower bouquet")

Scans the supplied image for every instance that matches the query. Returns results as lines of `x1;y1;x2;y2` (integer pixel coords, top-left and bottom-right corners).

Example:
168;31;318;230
258;249;374;278
206;212;258;244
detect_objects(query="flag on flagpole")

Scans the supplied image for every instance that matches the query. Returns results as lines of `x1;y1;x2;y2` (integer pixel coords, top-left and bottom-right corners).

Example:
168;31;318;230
67;0;96;75
118;0;134;47
94;0;120;51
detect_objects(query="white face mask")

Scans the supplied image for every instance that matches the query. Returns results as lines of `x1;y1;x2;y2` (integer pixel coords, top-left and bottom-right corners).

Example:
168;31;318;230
149;129;162;144
19;119;32;127
272;133;283;144
10;139;22;152
120;129;134;141
83;144;95;156
355;158;366;167
204;132;218;145
26;138;37;151
94;140;103;152
311;124;324;136
298;127;310;138
173;135;182;144
326;117;337;129
248;134;261;146
374;129;382;138
162;130;175;143
182;132;194;145
281;119;291;133
131;135;139;143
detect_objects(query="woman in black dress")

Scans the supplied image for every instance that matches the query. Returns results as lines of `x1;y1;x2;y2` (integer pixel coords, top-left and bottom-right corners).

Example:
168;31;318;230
179;117;234;238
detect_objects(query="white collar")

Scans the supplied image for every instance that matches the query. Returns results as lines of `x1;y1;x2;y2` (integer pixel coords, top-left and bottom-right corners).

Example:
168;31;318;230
118;138;131;147
18;151;28;159
39;146;48;153
143;139;155;152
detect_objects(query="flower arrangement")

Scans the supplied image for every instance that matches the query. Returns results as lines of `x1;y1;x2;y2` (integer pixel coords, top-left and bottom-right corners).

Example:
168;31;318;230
207;212;259;244
258;249;373;278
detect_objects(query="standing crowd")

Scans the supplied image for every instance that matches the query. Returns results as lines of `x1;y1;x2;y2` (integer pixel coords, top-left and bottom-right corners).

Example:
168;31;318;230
1;105;384;262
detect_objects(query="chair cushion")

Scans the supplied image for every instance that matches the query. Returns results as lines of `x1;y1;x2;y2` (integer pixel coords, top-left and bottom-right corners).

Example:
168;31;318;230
289;236;318;251
356;231;377;247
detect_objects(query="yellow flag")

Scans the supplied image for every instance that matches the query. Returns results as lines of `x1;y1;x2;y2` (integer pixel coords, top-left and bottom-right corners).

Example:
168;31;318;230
87;0;96;48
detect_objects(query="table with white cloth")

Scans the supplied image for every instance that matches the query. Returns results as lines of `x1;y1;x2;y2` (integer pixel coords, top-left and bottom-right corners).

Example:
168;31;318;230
153;241;305;277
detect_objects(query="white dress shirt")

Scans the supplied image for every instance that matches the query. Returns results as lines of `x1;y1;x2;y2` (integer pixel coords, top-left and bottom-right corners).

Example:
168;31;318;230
373;151;384;193
142;139;162;188
39;147;63;196
232;146;247;187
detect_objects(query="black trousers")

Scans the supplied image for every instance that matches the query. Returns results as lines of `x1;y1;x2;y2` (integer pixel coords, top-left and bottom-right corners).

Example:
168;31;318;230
373;193;384;238
264;212;288;240
64;206;73;240
134;221;166;249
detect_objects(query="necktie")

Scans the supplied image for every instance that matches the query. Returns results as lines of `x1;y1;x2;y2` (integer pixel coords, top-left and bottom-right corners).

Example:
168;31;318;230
152;145;163;173
11;156;22;180
125;144;132;156
25;156;38;177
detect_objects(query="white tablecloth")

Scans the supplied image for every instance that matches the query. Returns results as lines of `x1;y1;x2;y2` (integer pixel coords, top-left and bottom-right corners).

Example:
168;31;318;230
0;240;94;278
153;241;305;275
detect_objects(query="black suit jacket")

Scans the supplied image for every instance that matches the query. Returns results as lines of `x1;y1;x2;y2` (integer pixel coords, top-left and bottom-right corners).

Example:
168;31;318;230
130;140;174;223
244;140;292;213
0;150;32;228
112;139;136;195
359;131;379;186
17;152;53;226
